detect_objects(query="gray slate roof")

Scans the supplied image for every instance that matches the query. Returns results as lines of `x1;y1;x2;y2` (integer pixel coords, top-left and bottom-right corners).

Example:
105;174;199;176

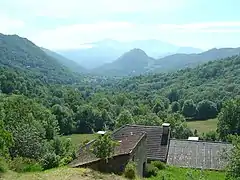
167;139;233;170
113;124;170;161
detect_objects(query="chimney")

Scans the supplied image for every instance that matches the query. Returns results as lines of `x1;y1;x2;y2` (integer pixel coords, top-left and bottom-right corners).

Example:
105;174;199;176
161;123;170;145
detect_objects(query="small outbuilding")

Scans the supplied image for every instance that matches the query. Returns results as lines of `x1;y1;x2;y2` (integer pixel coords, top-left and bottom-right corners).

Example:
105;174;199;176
70;131;147;177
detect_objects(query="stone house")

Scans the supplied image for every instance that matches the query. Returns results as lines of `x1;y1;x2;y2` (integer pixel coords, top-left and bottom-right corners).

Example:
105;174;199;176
70;131;147;177
70;122;232;175
113;123;171;162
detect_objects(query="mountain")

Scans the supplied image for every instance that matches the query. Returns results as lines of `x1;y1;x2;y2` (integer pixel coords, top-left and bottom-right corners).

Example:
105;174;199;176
103;55;240;105
57;39;202;69
41;48;86;73
90;47;240;77
92;48;155;76
153;47;240;73
0;33;81;84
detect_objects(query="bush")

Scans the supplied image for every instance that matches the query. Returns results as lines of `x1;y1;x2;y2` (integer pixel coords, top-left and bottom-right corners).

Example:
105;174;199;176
59;156;73;166
124;161;137;179
41;153;60;170
0;158;8;173
145;164;158;178
151;161;166;170
8;157;42;172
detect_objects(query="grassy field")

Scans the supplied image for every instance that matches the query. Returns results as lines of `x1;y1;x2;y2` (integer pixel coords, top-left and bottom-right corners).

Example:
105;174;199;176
1;167;125;180
62;133;97;147
147;166;226;180
187;118;218;134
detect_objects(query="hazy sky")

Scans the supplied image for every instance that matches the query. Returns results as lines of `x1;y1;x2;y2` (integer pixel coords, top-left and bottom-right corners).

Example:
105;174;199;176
1;0;240;50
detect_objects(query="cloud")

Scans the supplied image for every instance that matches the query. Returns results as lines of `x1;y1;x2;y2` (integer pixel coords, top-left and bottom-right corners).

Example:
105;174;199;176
2;0;187;19
0;15;24;34
29;21;240;50
157;22;240;32
31;21;136;49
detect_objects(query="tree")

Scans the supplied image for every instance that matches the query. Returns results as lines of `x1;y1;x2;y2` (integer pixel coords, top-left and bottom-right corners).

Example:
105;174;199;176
97;98;111;111
171;102;180;113
52;104;74;135
182;99;196;118
226;135;240;180
167;88;182;103
92;133;118;160
0;119;12;157
217;99;240;141
201;131;218;141
196;100;218;120
101;109;114;130
166;113;193;139
152;101;165;114
116;110;134;128
1;95;59;158
75;105;95;133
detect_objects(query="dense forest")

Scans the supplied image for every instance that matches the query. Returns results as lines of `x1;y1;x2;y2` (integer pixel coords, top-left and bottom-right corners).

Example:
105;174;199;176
0;34;240;175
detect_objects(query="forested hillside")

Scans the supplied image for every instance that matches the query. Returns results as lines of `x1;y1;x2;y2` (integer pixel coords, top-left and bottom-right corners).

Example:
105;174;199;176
41;48;86;73
153;47;240;72
0;33;240;176
101;55;240;120
0;34;81;84
93;48;155;76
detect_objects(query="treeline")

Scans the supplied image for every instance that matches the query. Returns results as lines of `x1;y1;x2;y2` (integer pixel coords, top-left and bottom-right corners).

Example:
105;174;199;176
0;37;240;174
100;55;240;120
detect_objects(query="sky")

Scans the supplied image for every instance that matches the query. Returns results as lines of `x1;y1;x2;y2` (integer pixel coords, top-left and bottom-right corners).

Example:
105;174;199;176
1;0;240;50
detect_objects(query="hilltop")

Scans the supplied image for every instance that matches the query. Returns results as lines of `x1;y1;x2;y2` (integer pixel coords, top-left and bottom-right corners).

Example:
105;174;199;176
93;48;154;76
153;47;240;72
0;33;82;84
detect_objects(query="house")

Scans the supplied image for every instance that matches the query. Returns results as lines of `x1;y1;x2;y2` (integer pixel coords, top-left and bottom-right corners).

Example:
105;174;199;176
70;123;232;175
70;131;147;177
113;123;171;162
167;139;233;170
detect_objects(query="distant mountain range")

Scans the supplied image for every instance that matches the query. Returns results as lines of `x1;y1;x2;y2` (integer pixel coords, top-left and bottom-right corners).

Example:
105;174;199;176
41;48;86;73
92;47;240;76
57;39;203;69
2;33;240;78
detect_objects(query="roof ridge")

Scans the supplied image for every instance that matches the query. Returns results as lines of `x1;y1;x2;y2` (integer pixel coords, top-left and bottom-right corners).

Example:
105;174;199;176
170;139;232;145
126;124;163;128
111;124;131;135
129;132;147;154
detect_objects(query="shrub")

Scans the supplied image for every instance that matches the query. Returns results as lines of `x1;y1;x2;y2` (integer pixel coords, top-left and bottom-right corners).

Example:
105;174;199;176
145;163;158;178
41;153;60;170
124;161;137;179
0;158;8;173
8;157;42;172
21;163;43;172
59;156;73;166
151;161;166;170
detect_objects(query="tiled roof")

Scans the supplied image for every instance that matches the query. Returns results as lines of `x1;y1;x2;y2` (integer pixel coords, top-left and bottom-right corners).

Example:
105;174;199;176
112;124;170;161
167;139;233;170
70;132;146;167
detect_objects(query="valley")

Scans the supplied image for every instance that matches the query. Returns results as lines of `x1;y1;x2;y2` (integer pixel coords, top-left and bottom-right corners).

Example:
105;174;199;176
0;33;239;180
